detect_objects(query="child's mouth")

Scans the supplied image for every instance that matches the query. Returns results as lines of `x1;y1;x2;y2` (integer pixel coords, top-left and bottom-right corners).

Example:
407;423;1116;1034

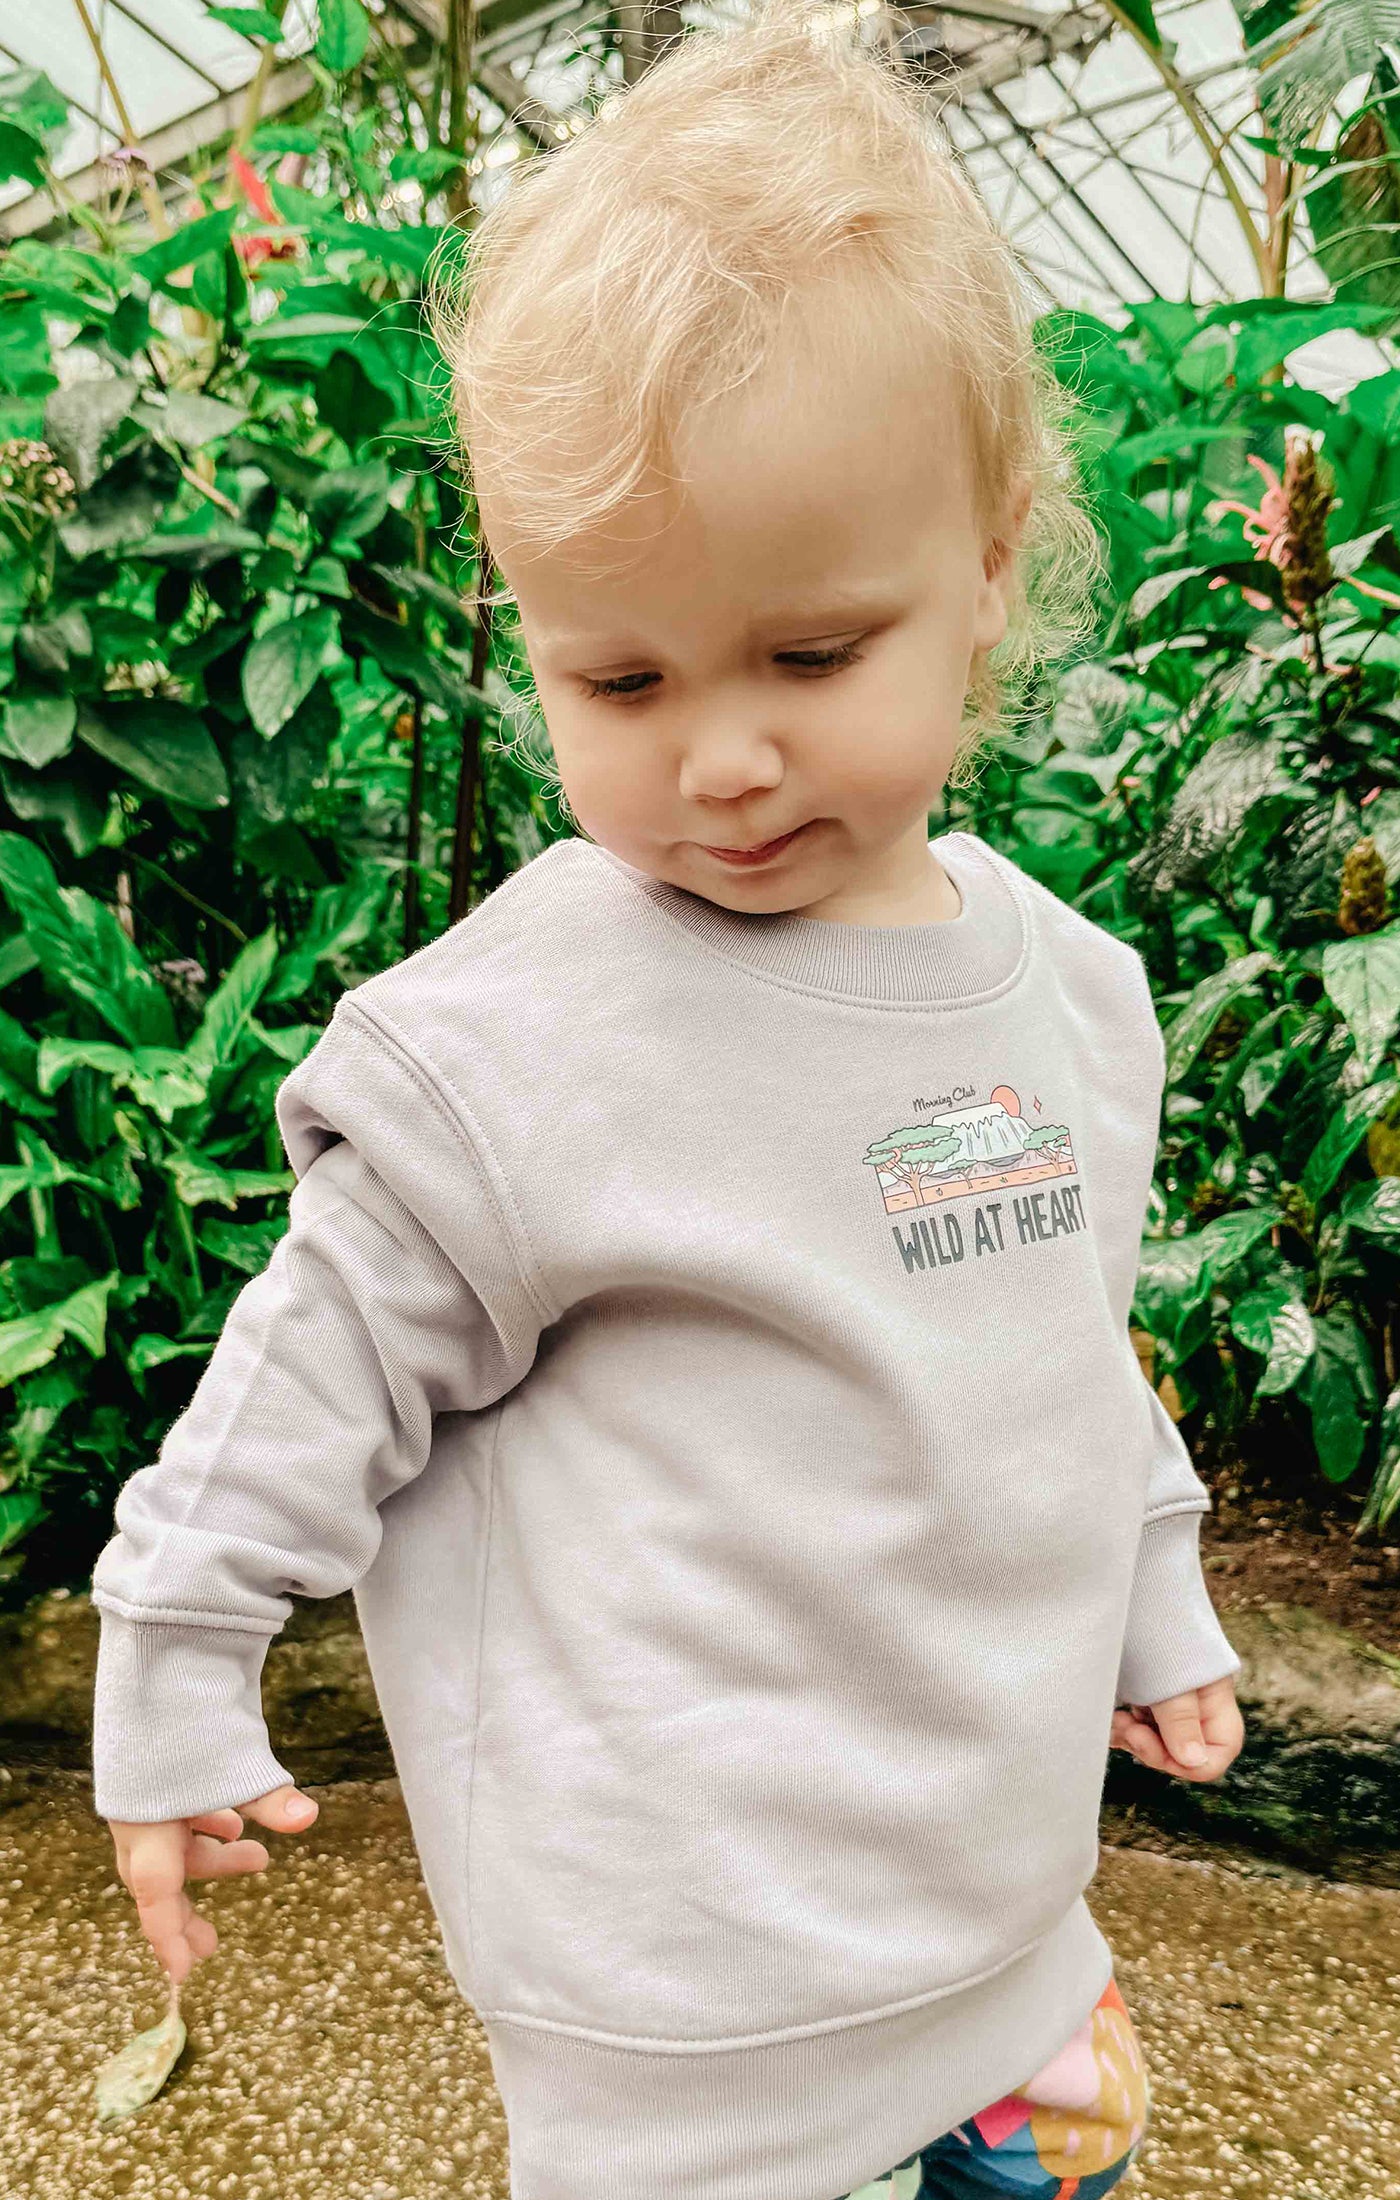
700;823;812;867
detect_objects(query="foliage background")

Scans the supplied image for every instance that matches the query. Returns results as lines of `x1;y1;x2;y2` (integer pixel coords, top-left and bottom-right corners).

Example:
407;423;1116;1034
5;0;1400;1604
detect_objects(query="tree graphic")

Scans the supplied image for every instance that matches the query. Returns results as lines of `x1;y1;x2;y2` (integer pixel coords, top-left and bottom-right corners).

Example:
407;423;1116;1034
863;1124;960;1201
1023;1121;1071;1161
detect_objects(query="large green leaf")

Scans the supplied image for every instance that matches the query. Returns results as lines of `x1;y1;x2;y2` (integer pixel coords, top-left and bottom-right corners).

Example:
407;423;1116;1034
315;0;370;72
1134;1205;1282;1348
1160;951;1276;1086
130;208;237;291
1301;1076;1400;1205
1229;1273;1317;1395
0;833;175;1047
1302;1307;1379;1484
264;870;388;1003
1322;921;1400;1079
35;1036;209;1123
0;1273;117;1389
0;120;46;189
1339;1176;1400;1241
307;459;390;545
242;607;340;738
77;702;230;810
131;389;248;450
1131;735;1296;900
186;929;279;1072
43;374;138;492
1360;1382;1400;1532
0;694;75;768
164;1150;292;1209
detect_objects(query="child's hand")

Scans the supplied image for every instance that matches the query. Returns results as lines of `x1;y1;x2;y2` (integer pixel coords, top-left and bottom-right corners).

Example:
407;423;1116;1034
106;1782;319;1986
1109;1674;1244;1781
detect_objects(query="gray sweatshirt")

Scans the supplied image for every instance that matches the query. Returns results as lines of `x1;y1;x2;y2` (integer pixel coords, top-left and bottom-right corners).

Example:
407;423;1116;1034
90;829;1241;2200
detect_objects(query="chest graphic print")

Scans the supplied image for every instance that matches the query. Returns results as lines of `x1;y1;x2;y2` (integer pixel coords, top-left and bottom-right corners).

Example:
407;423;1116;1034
864;1082;1087;1271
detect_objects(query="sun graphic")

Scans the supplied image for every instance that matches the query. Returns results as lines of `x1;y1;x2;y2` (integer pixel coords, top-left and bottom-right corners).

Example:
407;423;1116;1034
988;1085;1021;1117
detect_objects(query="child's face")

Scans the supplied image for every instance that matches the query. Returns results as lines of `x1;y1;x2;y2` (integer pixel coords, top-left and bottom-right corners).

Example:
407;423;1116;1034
489;341;1023;921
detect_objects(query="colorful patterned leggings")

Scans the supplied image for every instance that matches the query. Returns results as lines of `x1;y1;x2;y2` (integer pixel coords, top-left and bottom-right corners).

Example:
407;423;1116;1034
833;1976;1149;2199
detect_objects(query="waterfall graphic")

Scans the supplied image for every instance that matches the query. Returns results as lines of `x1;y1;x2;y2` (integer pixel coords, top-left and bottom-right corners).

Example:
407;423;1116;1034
863;1083;1077;1215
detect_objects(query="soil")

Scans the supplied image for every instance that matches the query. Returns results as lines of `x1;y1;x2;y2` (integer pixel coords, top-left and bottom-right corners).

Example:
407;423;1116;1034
1197;1471;1400;1659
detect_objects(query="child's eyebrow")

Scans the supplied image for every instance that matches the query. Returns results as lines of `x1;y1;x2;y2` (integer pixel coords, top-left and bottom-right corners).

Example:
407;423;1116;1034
537;586;897;661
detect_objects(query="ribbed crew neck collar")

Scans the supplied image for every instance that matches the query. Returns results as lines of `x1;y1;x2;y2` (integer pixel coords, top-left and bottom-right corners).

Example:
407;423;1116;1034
583;830;1030;1006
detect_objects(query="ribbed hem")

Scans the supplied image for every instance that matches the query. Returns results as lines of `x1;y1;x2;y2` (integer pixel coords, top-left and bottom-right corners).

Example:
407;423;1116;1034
582;832;1030;1006
1115;1508;1243;1708
90;1607;293;1823
481;1897;1112;2200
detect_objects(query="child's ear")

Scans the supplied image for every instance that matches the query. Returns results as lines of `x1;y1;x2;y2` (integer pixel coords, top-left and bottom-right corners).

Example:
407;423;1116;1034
972;475;1033;653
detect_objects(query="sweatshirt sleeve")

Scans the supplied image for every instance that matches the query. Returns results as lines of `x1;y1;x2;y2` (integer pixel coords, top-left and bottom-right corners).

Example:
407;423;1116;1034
1114;1378;1243;1709
89;999;553;1824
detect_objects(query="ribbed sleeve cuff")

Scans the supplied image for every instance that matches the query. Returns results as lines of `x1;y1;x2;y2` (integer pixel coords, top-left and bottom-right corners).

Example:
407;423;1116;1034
91;1607;295;1824
1114;1507;1243;1709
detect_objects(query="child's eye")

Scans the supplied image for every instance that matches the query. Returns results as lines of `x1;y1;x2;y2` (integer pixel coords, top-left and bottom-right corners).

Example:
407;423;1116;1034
582;640;865;701
774;641;866;674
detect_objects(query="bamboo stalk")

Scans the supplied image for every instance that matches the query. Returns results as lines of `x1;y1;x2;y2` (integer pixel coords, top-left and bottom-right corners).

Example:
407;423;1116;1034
70;0;171;239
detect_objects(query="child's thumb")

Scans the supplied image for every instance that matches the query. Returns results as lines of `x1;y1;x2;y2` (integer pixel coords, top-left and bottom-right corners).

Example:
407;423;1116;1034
242;1781;318;1830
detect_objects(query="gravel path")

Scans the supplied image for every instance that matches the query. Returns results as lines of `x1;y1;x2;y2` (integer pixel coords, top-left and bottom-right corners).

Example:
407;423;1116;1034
5;1772;1399;2199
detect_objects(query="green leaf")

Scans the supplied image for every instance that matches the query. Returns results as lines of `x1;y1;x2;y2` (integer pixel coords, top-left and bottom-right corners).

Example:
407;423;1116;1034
1134;1205;1281;1351
36;1036;209;1123
0;1151;108;1213
1229;1275;1316;1396
1322;922;1400;1080
1302;1309;1377;1485
0;1484;48;1555
1161;951;1275;1086
1301;1077;1400;1206
207;4;285;37
1250;1047;1294;1117
307;459;390;545
1174;325;1235;394
242;607;340;738
76;702;230;811
1;694;75;768
1360;1383;1400;1534
43;374;138;493
131;523;263;568
0;831;176;1047
130;389;248;450
264;870;388;1003
388;147;464;186
126;1331;213;1378
1105;0;1162;45
1127;566;1209;623
315;0;370;72
0;1273;117;1389
0;119;47;188
130;208;237;291
186;929;279;1071
165;1149;292;1209
1340;1177;1400;1242
0;759;109;860
199;1214;287;1272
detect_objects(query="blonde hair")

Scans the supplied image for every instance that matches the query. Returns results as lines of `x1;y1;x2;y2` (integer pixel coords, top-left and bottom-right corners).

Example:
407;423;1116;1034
429;0;1104;801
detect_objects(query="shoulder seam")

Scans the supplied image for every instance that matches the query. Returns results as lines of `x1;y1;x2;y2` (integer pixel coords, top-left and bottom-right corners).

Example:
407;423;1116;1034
337;998;562;1326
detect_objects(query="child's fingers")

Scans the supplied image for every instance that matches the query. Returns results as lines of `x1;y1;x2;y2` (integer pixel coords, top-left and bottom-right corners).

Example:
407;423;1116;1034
184;1829;271;1880
1150;1691;1210;1768
1111;1709;1173;1772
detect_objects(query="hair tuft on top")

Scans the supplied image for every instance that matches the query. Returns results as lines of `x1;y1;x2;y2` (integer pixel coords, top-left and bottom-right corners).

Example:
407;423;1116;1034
428;0;1105;784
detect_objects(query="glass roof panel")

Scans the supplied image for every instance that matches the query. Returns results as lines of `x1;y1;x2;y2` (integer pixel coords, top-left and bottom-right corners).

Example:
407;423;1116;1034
0;0;1390;401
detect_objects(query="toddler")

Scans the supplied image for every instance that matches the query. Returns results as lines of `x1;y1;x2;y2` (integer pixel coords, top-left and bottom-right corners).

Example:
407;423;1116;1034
93;5;1246;2196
